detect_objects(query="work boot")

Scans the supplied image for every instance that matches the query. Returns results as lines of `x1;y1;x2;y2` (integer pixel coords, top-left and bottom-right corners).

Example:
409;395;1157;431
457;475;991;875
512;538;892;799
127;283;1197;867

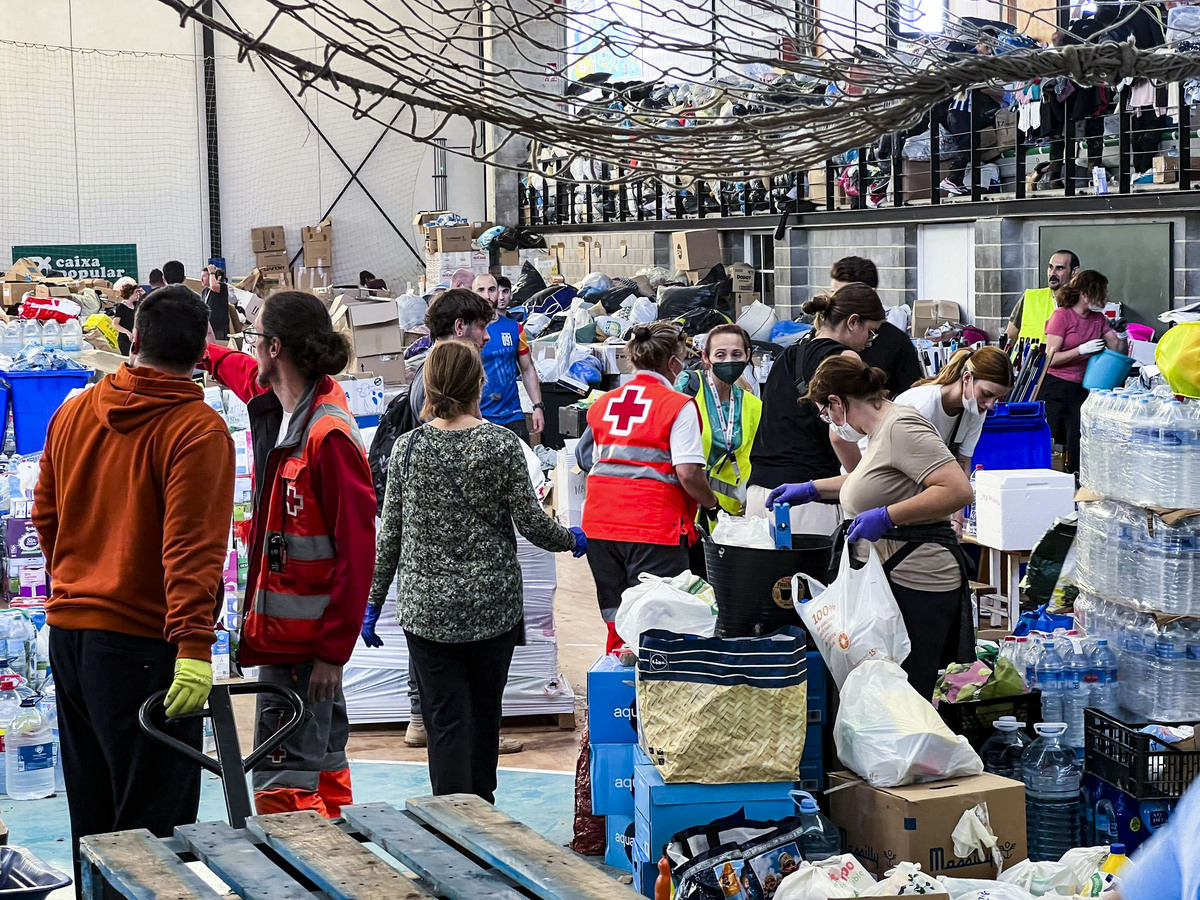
499;735;525;754
405;715;427;748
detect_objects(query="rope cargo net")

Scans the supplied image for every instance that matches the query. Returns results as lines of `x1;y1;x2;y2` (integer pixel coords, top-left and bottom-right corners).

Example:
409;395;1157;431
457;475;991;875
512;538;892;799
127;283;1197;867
156;0;1200;183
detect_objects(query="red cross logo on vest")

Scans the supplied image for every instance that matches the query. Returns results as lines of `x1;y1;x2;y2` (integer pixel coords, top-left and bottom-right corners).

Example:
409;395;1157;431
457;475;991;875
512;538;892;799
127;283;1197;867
286;484;304;518
602;385;651;436
268;746;287;764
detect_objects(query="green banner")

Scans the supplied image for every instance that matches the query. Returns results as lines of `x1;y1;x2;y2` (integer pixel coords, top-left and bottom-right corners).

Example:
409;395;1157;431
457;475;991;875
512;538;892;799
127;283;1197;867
11;244;139;281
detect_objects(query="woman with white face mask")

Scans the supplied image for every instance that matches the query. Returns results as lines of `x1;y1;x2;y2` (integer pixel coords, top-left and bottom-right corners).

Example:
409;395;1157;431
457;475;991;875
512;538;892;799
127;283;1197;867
771;354;975;698
894;346;1015;535
1041;270;1127;475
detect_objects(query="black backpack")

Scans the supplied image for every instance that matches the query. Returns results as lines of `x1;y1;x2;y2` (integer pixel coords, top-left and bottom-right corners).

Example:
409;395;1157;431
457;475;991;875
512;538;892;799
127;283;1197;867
367;390;421;514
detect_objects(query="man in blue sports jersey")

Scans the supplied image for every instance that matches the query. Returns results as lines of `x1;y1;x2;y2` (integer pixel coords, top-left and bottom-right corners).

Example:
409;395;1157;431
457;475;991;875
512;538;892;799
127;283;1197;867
473;274;545;441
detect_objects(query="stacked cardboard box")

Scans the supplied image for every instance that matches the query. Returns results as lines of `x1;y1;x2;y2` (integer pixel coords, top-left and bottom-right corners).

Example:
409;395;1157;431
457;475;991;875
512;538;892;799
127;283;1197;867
295;218;332;292
330;295;406;386
251;226;289;289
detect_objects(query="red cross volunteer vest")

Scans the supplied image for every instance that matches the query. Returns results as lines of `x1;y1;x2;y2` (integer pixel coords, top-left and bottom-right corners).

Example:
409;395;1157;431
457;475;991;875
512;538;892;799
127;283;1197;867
582;373;698;545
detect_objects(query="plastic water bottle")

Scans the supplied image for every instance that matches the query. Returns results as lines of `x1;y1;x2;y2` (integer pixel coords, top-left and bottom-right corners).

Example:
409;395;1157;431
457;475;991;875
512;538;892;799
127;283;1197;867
36;675;63;795
6;696;55;799
0;675;20;796
999;636;1020;671
40;320;61;352
20;319;40;351
1151;622;1190;720
1119;610;1152;716
1079;390;1106;491
0;322;21;359
980;716;1032;781
1023;638;1044;689
966;465;982;537
61;319;83;356
1022;722;1082;861
1089;640;1120;716
1126;398;1158;505
1034;642;1066;725
1061;642;1091;748
792;791;840;861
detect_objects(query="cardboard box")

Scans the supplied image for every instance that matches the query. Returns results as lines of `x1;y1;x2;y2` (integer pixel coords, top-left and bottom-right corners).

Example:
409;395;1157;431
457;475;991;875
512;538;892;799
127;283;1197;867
614;346;634;375
974;468;1077;551
292;266;331;293
555;439;586;528
912;300;961;337
1150;155;1200;184
250;226;286;253
4;260;40;283
587;654;638;744
670;229;722;272
471;220;495;238
901;159;950;204
734;292;761;321
429;225;474;253
301;218;332;245
590;742;636;816
605;815;636;873
412;210;450;232
2;283;33;306
728;262;755;293
558;403;588;439
2;518;41;559
332;297;403;359
255;250;289;270
808;166;831;199
352;352;406;386
498;248;520;267
828;771;1027;880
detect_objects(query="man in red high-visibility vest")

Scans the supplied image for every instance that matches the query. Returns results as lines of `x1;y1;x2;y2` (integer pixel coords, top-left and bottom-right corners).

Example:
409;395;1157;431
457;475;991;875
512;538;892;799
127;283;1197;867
582;322;719;653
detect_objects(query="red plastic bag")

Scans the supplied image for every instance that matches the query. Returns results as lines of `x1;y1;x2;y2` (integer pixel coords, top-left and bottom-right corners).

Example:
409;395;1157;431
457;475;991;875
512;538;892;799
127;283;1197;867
568;723;605;856
19;296;81;323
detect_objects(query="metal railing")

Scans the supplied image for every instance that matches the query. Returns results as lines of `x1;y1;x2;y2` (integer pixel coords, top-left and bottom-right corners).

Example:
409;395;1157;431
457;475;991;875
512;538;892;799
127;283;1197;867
517;84;1198;226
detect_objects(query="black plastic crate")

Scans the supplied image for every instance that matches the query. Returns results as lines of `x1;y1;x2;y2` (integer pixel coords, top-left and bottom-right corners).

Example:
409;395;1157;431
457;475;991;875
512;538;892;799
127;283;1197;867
937;691;1043;750
1084;708;1200;800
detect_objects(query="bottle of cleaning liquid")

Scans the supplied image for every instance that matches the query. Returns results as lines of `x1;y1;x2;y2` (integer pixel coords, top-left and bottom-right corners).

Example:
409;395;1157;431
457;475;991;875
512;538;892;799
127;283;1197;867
1101;843;1129;875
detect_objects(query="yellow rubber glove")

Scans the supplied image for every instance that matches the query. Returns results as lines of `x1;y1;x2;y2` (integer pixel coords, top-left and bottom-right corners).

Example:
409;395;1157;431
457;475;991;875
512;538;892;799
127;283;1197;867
164;658;213;718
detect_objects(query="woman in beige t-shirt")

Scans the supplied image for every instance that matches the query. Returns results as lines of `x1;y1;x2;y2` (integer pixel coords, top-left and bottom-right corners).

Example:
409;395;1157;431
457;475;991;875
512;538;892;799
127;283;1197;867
774;355;975;699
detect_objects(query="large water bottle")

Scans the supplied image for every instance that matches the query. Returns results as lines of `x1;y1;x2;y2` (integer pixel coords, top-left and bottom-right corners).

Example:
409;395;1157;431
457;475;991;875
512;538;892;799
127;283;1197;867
0;322;21;360
0;675;19;796
966;465;983;537
61;319;83;356
999;636;1020;671
1126;398;1158;505
6;696;55;799
1176;401;1200;508
1079;390;1106;491
1022;722;1082;861
1089;640;1120;716
40;320;61;352
1120;610;1152;716
20;319;40;351
1061;642;1091;748
1034;642;1066;725
36;675;63;795
1152;621;1190;720
1156;517;1200;616
792;791;840;861
980;716;1032;781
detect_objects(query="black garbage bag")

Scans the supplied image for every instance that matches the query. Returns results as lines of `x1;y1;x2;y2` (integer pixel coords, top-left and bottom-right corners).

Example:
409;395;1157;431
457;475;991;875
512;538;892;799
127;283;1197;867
589;285;638;314
494;228;548;251
512;261;547;304
530;285;577;316
698;264;735;317
658;283;721;320
670;307;731;337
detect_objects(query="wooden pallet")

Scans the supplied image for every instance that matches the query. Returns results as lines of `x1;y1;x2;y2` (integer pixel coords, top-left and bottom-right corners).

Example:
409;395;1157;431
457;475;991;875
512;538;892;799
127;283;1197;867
79;795;642;900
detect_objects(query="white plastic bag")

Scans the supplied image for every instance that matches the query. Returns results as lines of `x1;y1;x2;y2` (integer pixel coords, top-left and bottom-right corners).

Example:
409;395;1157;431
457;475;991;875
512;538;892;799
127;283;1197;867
710;511;775;549
396;293;427;329
774;856;870;900
998;859;1084;897
795;542;911;689
939;877;1036;900
859;861;942;895
834;659;984;787
614;571;717;650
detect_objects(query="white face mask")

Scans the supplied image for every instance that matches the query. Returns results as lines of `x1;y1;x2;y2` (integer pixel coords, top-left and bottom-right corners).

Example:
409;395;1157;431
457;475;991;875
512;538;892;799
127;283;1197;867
963;375;981;416
829;399;866;442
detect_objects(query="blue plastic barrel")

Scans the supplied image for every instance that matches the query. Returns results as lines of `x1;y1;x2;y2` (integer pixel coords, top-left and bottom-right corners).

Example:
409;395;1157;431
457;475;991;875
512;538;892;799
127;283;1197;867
1083;348;1136;390
3;370;94;455
970;401;1052;471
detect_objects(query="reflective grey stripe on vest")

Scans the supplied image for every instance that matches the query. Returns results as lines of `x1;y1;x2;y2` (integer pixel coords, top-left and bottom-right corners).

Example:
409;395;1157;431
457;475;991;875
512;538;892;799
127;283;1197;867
284;533;335;561
590;460;681;485
257;590;331;620
290;402;366;459
709;474;746;502
596;444;672;464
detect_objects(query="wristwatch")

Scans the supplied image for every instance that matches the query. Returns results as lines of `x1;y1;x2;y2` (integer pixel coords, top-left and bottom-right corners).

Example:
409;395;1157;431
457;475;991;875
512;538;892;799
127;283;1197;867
532;402;546;410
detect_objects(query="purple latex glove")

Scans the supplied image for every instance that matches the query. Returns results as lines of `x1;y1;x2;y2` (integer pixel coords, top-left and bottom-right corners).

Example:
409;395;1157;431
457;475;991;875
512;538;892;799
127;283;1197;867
569;526;588;558
765;481;820;509
846;506;893;543
360;603;384;648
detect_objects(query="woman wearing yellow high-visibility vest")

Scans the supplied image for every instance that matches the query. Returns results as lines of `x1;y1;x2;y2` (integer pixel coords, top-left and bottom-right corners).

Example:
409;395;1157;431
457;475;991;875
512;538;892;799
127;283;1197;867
676;324;763;516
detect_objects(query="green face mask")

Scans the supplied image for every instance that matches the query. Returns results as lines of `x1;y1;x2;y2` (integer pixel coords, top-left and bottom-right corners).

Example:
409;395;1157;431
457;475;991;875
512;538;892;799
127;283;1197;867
711;361;748;385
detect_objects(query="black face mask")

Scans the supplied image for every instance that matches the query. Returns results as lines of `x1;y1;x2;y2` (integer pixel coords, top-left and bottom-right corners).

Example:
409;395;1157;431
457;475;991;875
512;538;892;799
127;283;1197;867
711;361;748;385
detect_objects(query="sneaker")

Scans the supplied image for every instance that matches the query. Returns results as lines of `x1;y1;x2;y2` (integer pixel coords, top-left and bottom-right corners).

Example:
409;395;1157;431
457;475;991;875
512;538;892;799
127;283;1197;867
939;178;966;196
404;717;427;748
499;735;524;754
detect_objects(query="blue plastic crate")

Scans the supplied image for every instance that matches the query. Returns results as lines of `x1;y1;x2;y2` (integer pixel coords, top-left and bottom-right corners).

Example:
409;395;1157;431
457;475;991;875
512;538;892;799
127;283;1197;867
970;401;1052;472
2;369;93;455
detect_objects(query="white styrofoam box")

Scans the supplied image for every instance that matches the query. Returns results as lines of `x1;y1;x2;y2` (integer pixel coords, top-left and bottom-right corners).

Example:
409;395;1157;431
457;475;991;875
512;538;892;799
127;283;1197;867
974;468;1077;551
342;376;387;418
556;438;586;529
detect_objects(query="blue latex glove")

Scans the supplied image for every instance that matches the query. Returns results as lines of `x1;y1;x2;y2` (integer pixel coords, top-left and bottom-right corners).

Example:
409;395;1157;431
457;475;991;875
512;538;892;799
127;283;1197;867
569;526;588;558
765;481;820;510
360;604;384;648
846;506;894;543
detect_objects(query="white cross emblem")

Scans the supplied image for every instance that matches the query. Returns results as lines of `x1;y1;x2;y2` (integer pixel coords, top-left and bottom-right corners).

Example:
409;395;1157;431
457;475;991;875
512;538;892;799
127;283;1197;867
286;484;305;517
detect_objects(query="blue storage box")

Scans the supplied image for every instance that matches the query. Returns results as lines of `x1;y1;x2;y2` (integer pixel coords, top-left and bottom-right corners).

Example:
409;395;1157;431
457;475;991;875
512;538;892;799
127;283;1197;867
633;762;796;865
590;742;636;816
807;651;827;724
632;858;658;898
802;723;822;761
970;401;1052;472
587;654;637;744
799;758;823;792
605;815;636;872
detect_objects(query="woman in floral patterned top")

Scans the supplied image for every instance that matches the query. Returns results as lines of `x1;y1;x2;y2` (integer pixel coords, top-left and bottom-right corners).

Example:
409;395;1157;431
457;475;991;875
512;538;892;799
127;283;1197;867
366;339;586;802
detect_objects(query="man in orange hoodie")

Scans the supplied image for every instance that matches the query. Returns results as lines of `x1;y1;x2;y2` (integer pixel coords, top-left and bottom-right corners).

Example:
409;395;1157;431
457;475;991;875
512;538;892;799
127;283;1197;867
34;286;234;881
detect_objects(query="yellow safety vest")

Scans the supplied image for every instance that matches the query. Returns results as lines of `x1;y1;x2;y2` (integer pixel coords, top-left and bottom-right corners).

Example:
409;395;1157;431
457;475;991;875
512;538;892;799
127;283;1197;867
1018;288;1057;342
695;384;762;515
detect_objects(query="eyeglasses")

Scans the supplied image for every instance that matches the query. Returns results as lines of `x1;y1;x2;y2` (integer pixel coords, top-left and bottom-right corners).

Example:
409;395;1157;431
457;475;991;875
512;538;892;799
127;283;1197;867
242;329;271;348
817;404;832;424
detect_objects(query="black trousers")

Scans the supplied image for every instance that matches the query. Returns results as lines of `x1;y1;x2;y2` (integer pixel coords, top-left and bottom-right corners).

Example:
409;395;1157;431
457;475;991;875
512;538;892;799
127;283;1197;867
405;625;520;804
585;537;690;623
889;581;963;701
49;627;202;887
1040;373;1090;474
500;418;530;443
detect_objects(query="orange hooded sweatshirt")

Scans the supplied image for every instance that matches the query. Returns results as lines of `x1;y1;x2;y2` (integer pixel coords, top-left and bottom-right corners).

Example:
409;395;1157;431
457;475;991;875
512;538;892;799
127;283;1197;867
33;366;235;661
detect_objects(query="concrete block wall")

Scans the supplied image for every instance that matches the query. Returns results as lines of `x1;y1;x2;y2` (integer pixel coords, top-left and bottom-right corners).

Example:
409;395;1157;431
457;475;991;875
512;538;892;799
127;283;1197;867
545;231;667;284
800;225;916;310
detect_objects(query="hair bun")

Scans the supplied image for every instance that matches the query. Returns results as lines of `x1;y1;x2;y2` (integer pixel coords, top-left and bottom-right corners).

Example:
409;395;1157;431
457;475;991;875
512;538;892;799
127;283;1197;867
632;325;653;341
866;365;889;393
801;294;832;316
